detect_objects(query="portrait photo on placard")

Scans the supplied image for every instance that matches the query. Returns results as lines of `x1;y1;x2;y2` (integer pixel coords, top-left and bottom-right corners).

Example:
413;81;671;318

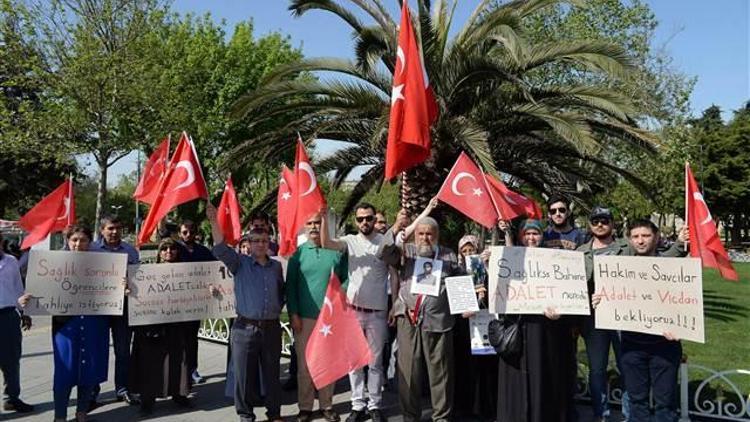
410;257;442;296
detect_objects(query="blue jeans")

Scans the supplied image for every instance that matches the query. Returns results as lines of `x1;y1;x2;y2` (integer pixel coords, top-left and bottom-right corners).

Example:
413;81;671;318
582;316;629;419
621;340;681;422
54;384;94;418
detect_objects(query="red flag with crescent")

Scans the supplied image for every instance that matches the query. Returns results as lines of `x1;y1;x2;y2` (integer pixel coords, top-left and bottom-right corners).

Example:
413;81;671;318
277;165;297;256
685;163;738;281
134;136;170;205
384;0;438;180
19;178;75;249
294;138;327;231
137;132;208;246
305;272;372;389
436;152;499;228
217;176;241;246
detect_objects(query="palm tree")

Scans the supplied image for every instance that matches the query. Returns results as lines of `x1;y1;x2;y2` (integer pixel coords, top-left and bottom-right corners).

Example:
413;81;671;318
229;0;658;218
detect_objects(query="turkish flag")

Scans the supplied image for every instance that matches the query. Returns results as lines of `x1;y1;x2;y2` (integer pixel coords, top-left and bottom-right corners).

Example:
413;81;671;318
305;272;371;389
134;136;170;205
436;152;499;228
484;174;543;221
217;176;241;246
685;163;738;281
294;138;327;230
277;165;297;256
19;179;75;249
137;132;208;246
384;0;438;180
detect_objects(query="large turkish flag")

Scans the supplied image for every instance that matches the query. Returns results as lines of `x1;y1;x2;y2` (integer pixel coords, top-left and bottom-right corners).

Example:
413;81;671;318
19;179;75;249
277;165;297;256
133;136;170;205
436;152;499;229
217;176;241;246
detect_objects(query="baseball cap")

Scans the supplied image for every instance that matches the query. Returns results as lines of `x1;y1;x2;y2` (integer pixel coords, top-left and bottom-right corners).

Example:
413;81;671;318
589;206;613;221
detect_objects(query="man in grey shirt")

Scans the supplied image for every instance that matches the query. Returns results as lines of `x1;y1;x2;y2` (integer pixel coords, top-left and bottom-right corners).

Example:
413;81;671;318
320;203;389;422
379;198;464;422
207;204;284;422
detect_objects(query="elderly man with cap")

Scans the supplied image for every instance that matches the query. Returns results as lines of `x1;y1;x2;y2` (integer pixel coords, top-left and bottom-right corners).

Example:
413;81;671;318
379;198;465;422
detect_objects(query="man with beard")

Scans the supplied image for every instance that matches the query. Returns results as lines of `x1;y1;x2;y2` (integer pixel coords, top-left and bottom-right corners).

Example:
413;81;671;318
379;198;464;422
177;220;215;385
543;195;586;250
592;219;688;422
320;203;389;422
579;208;687;421
286;213;349;422
374;212;388;235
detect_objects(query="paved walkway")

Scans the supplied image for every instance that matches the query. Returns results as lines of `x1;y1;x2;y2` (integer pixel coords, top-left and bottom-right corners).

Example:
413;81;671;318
3;318;609;422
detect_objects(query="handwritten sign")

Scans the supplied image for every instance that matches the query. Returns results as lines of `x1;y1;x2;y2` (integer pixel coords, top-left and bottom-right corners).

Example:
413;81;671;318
487;247;590;315
445;276;480;314
127;261;236;326
594;255;704;343
25;250;126;316
469;310;497;355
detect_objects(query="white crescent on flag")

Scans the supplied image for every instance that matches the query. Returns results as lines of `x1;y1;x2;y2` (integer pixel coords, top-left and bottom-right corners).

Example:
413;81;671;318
693;192;713;225
451;172;476;196
323;296;334;317
173;161;196;190
396;46;405;76
56;196;71;221
299;162;317;197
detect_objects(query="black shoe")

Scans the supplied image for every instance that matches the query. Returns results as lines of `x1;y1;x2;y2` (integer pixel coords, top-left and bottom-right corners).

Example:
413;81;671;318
368;409;384;422
346;409;368;422
282;377;297;391
322;409;341;422
3;399;34;413
296;410;313;422
172;395;192;408
117;391;140;405
87;400;101;412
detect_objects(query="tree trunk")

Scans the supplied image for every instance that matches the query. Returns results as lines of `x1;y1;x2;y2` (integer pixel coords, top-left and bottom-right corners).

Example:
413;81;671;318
94;157;109;241
400;163;446;216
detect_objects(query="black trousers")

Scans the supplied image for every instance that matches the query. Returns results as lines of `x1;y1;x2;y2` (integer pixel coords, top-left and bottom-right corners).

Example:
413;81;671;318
621;340;682;422
186;320;201;374
231;320;282;422
0;308;21;402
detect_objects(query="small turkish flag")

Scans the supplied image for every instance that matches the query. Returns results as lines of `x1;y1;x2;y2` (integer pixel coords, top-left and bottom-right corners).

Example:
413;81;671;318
277;165;298;256
384;0;438;180
134;136;170;205
685;163;738;281
294;138;327;230
305;272;371;389
137;132;208;246
436;152;499;228
217;176;241;246
19;178;75;249
484;174;543;221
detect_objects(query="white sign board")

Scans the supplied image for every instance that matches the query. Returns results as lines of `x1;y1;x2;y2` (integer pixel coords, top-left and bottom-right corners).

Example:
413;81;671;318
25;250;127;316
594;255;704;343
127;261;236;326
445;276;480;314
487;246;590;315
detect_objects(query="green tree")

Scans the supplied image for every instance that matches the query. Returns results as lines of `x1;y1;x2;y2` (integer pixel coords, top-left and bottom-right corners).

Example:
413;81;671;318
231;0;661;224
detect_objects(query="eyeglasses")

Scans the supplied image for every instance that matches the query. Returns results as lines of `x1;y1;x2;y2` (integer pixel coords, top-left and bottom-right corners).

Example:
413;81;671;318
180;230;193;235
355;216;374;223
549;207;567;215
590;218;611;226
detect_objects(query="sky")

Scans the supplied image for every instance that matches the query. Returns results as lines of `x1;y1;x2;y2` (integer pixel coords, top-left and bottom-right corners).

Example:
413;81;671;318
100;0;749;185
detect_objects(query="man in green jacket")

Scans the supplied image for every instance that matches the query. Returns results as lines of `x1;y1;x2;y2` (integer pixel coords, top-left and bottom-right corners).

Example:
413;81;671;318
286;212;348;422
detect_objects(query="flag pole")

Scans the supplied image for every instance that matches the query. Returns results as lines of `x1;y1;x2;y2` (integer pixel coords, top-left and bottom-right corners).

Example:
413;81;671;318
684;161;689;253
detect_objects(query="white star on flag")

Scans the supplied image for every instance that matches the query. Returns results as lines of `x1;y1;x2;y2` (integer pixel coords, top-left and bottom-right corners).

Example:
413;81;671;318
472;188;483;196
282;192;291;201
391;84;405;105
319;324;333;337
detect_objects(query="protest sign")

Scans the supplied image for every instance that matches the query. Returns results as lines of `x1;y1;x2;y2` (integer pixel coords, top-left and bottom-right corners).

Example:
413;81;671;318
25;250;126;316
127;261;236;326
594;255;704;343
469;310;497;355
487;246;589;315
445;276;480;314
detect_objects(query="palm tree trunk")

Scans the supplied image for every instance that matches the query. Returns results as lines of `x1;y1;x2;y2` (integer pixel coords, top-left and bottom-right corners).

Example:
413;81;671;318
400;164;446;216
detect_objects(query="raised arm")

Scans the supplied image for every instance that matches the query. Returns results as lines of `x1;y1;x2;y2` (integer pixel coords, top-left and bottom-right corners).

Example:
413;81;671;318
207;202;240;274
319;207;347;252
399;197;439;244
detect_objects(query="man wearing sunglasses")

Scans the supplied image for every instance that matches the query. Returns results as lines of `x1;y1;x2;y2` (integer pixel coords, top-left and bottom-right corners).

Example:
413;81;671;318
177;220;216;385
320;203;390;422
543;195;586;250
